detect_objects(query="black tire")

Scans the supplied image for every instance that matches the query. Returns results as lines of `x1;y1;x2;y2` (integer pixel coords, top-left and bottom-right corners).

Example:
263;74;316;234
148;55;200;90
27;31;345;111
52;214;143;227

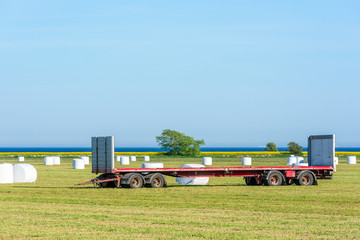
149;173;165;188
297;171;314;186
266;171;283;186
96;174;116;188
245;177;260;186
128;174;144;188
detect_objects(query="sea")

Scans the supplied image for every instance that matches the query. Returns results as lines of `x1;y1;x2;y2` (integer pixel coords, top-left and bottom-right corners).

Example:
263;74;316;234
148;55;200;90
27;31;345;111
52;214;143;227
0;147;359;152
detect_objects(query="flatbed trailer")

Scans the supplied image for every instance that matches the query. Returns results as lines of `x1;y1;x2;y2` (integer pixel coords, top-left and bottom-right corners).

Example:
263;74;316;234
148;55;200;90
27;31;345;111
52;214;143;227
79;165;333;188
79;135;336;189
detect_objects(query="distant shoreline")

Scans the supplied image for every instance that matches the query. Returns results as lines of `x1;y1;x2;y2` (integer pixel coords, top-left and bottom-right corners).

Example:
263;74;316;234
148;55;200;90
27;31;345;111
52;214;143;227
0;147;359;153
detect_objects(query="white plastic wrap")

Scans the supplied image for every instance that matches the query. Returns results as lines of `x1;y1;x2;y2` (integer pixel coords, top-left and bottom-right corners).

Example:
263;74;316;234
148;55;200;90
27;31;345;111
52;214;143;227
242;157;252;165
176;164;209;185
121;156;130;165
202;157;212;165
80;156;89;165
53;156;61;165
13;164;37;183
44;157;54;165
73;159;85;169
347;156;356;164
0;163;14;184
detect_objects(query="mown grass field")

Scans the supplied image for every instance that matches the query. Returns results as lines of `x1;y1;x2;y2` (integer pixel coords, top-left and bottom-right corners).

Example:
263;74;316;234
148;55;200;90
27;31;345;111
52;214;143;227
0;156;359;239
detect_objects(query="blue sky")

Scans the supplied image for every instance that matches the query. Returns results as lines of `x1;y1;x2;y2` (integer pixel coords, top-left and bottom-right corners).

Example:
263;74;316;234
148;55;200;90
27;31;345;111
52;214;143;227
0;1;359;147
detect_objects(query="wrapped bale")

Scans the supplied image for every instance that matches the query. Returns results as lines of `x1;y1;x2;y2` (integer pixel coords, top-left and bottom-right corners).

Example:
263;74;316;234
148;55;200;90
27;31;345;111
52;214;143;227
176;164;209;185
334;157;339;165
53;156;61;165
296;157;305;164
141;163;164;168
144;156;150;161
44;157;54;165
80;156;90;165
0;163;14;184
73;159;85;169
347;156;356;164
116;156;121;162
18;157;25;162
121;156;130;165
130;156;136;162
202;157;212;165
287;157;297;166
13;164;37;183
242;157;252;165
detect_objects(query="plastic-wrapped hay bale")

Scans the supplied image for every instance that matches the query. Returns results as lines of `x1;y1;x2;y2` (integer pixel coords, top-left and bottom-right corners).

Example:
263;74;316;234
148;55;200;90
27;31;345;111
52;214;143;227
202;157;212;165
334;157;339;165
116;156;121;162
0;163;14;184
80;156;90;165
294;162;309;166
73;159;85;169
44;156;54;165
121;156;130;165
144;156;150;161
347;156;356;164
141;163;164;168
18;157;25;162
296;157;305;164
130;156;136;162
176;164;209;185
53;156;61;165
242;157;252;165
13;164;37;183
287;156;297;166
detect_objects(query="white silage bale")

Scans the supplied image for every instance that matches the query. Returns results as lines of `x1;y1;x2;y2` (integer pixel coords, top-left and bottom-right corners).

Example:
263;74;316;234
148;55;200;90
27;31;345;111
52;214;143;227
242;157;252;165
334;157;339;165
53;156;61;165
121;156;130;165
73;159;85;169
44;157;54;165
176;164;209;185
294;162;309;166
202;157;212;165
80;156;89;165
116;156;121;162
141;163;164;168
287;157;297;166
130;156;136;162
144;156;150;161
18;157;25;162
13;164;37;183
296;157;305;164
347;156;356;164
0;163;14;184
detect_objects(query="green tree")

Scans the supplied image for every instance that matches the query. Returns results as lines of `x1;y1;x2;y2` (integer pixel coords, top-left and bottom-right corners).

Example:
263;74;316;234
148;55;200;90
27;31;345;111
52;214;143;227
287;142;303;154
156;129;205;156
265;142;278;151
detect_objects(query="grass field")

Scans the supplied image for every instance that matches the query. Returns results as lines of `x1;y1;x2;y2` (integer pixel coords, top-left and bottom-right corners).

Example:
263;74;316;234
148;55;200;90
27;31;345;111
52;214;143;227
0;156;359;239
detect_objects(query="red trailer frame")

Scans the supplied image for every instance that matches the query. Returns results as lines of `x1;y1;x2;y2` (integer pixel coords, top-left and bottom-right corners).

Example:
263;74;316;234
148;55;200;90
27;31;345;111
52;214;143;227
79;165;333;188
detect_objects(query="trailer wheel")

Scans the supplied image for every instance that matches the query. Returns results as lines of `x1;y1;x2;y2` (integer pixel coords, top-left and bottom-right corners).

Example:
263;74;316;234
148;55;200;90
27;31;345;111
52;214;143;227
127;174;144;188
266;171;283;186
296;171;314;186
149;173;166;188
